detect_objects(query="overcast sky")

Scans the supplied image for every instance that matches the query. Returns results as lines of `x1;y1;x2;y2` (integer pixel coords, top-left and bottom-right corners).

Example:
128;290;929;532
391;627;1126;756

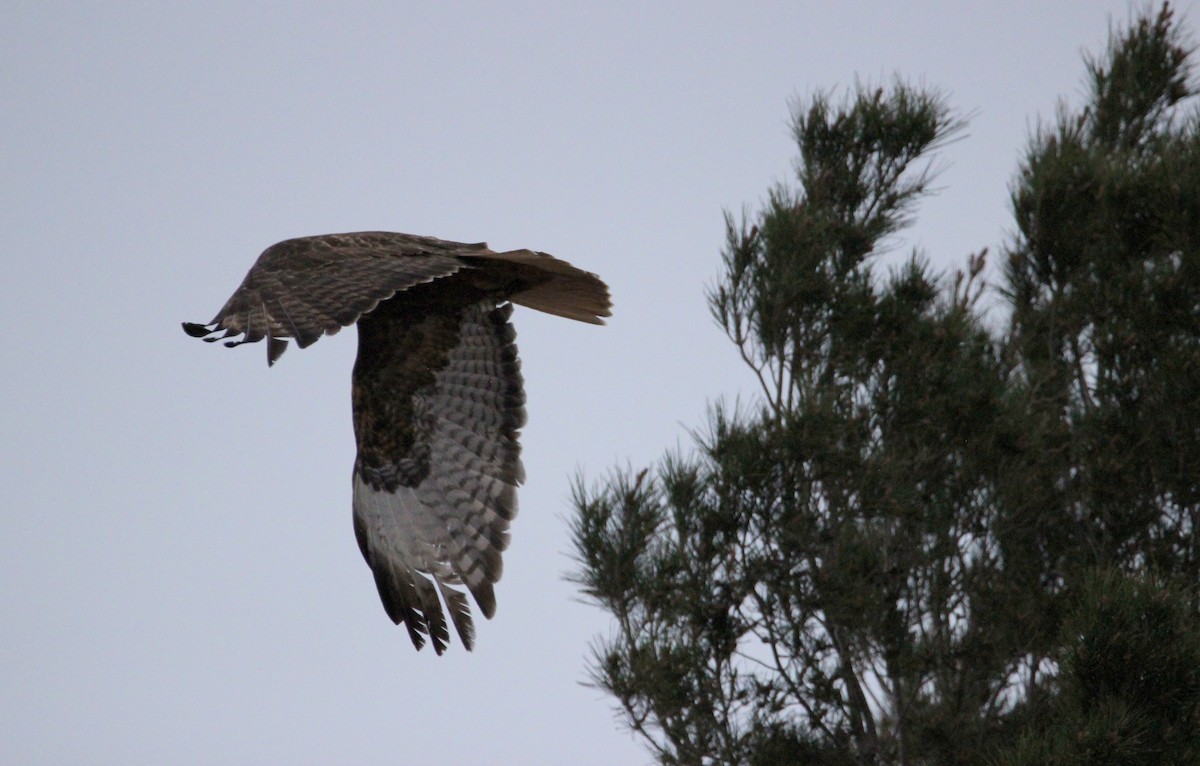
1;2;1168;764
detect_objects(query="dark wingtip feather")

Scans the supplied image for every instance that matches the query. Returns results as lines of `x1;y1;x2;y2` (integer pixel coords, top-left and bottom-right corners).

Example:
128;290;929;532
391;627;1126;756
182;322;214;338
470;581;498;620
371;566;431;652
267;336;288;366
436;580;477;652
403;618;429;652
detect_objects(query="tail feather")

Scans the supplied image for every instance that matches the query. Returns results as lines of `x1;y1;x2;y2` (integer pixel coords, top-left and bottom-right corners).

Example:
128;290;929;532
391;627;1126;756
465;248;612;324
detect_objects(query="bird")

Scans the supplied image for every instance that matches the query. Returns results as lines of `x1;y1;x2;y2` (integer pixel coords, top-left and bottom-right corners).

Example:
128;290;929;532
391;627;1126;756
183;231;610;654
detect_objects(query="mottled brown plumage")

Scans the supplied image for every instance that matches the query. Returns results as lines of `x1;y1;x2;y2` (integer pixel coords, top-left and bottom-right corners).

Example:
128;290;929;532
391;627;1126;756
184;232;610;653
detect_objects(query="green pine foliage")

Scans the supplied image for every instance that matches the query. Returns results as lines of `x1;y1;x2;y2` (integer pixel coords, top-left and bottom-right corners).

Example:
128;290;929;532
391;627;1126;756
996;571;1200;765
569;5;1200;765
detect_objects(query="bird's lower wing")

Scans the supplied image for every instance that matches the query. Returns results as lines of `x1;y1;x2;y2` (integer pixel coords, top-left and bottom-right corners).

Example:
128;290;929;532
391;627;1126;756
351;299;526;654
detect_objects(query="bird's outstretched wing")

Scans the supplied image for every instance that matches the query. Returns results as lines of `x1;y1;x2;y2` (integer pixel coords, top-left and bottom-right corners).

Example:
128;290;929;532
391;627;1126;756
352;293;526;653
182;232;481;365
183;231;610;653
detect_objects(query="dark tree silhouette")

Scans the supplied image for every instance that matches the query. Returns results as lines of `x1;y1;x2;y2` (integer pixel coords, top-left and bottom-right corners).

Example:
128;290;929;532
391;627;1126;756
570;5;1200;764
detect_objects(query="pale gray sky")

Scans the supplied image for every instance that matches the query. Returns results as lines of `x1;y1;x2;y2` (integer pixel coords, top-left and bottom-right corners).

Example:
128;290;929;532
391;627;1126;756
2;2;1162;763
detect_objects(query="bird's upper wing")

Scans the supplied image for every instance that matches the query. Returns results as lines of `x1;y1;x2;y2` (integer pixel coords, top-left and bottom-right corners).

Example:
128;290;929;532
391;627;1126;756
182;232;491;365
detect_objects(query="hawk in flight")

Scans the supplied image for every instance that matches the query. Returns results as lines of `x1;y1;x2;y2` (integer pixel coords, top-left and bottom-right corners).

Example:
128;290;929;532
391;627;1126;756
183;232;610;654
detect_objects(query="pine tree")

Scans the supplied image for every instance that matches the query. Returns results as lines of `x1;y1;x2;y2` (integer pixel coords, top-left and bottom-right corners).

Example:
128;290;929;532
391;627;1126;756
569;5;1200;765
